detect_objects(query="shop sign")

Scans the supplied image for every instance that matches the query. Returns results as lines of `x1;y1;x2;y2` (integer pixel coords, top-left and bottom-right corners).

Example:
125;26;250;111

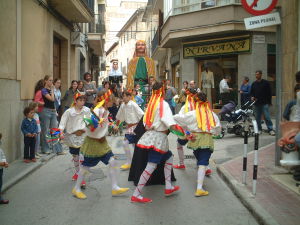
183;36;250;58
244;12;281;30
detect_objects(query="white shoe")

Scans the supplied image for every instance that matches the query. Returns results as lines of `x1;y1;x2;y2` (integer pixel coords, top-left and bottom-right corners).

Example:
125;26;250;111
269;130;275;136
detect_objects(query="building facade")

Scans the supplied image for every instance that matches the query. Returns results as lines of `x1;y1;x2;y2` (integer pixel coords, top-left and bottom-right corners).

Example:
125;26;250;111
0;0;105;162
148;0;277;108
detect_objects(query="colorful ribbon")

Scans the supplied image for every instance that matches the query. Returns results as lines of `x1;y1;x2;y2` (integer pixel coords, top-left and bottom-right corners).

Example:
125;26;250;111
195;101;216;132
143;85;165;127
45;128;63;143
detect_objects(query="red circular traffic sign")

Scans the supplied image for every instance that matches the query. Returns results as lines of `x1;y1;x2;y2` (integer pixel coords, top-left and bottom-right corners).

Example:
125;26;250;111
241;0;278;16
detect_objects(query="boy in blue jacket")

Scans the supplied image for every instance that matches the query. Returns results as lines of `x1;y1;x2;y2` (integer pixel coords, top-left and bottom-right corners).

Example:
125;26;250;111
21;107;38;163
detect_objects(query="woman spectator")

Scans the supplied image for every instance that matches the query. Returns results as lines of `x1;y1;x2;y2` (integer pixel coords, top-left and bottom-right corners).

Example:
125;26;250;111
61;80;78;112
34;79;45;115
77;80;86;96
83;72;97;108
100;80;110;92
239;76;251;106
53;78;62;115
178;80;189;106
40;75;64;155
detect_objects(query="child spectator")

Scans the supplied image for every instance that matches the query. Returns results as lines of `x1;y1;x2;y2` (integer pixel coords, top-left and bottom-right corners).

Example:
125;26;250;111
29;102;42;159
21;107;38;163
0;133;9;204
132;88;144;108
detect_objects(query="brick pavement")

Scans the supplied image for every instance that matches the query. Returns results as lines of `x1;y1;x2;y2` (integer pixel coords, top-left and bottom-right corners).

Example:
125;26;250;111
220;144;300;225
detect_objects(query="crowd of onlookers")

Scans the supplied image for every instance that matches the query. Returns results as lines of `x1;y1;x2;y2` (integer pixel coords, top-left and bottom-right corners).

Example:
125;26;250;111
0;70;299;204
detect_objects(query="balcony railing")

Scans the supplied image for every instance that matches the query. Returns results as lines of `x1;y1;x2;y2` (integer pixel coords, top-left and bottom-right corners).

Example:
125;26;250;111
151;28;161;55
88;14;105;33
166;0;241;19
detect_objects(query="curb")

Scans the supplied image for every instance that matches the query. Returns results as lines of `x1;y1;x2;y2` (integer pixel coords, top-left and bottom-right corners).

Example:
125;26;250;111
217;165;280;225
2;154;56;193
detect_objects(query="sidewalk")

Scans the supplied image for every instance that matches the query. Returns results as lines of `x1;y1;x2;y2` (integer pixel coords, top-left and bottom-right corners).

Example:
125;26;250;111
2;153;57;193
217;143;300;225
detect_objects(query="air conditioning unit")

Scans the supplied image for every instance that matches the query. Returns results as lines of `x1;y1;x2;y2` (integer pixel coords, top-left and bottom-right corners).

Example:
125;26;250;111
71;32;85;47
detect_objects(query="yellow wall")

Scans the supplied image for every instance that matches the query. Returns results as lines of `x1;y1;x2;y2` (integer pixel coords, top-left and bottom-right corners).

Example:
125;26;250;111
21;0;72;99
0;0;17;80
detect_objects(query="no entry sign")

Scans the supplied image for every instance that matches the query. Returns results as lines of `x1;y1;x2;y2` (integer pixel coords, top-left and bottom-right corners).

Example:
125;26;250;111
241;0;278;16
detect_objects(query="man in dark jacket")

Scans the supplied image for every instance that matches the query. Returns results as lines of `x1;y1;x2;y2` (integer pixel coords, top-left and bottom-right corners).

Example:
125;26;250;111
250;70;275;135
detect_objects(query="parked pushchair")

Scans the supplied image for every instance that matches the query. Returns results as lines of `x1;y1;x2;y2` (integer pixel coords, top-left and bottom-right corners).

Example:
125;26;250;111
219;100;255;137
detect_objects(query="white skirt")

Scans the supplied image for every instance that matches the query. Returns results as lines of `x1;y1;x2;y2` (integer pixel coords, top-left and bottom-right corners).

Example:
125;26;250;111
64;133;86;148
136;130;169;153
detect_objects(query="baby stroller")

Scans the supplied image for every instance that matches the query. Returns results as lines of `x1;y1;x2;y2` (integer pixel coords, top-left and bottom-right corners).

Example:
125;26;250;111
219;101;255;137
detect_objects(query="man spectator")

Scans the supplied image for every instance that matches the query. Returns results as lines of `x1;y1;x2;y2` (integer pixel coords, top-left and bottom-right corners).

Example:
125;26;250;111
165;79;176;115
219;75;233;105
189;80;201;93
250;70;275;136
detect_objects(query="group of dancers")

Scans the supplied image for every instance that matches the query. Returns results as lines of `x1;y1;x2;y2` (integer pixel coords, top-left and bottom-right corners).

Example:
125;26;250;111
58;81;221;203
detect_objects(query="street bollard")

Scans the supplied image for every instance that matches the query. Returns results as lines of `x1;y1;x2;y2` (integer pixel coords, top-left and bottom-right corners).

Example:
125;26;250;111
242;122;249;185
252;120;259;196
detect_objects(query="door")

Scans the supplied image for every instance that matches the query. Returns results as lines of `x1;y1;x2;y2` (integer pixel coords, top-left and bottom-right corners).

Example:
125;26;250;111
53;36;61;79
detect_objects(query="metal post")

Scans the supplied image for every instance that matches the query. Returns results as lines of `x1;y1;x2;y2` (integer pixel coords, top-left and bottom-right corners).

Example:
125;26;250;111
242;121;249;184
252;120;259;196
275;8;282;166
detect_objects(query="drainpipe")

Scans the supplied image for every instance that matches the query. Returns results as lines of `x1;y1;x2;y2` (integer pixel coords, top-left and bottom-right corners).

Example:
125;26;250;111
275;7;282;166
17;0;21;81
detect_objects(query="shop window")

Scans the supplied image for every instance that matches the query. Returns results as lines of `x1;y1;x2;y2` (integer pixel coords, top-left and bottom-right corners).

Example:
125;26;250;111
197;56;238;106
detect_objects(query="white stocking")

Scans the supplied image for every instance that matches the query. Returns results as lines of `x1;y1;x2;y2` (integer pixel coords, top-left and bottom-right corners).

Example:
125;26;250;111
73;155;80;173
164;155;173;190
177;142;185;165
197;165;206;190
133;162;157;198
123;139;132;165
108;157;120;190
74;166;89;192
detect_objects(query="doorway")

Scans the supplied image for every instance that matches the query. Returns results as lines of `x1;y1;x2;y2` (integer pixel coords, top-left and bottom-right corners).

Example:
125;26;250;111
53;36;61;79
197;56;238;106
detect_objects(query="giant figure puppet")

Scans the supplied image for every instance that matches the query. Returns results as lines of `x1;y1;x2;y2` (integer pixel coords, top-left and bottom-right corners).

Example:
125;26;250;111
127;40;156;108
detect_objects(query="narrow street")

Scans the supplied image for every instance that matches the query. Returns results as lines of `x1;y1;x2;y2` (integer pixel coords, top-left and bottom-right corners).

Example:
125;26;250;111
0;133;275;225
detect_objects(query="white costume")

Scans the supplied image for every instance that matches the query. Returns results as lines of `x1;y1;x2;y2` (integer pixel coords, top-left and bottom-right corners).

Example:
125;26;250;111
116;100;144;168
137;100;176;153
59;106;90;148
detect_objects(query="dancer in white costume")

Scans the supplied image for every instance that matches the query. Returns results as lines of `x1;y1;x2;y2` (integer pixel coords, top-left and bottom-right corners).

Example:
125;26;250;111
72;89;129;199
59;93;90;186
131;82;181;203
174;92;221;197
116;90;144;170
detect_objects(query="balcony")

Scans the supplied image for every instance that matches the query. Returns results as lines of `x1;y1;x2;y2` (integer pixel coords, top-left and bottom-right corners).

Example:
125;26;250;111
151;28;167;61
161;3;275;48
172;0;241;16
151;28;161;54
48;0;94;23
87;14;105;56
88;14;106;33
